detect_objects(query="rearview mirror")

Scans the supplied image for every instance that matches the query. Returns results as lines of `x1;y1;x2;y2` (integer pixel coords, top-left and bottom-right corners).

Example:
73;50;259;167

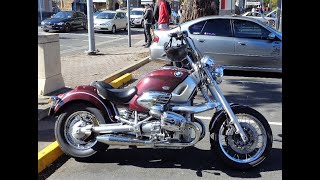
268;33;276;40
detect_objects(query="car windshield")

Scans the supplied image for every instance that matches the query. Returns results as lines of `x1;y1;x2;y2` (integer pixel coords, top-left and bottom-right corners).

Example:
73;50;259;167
96;12;115;19
131;11;143;15
53;11;73;18
94;11;102;16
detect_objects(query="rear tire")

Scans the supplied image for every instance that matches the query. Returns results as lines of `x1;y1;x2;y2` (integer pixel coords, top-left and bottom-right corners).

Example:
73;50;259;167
55;103;111;158
210;106;273;170
83;22;88;30
64;24;71;33
112;25;116;34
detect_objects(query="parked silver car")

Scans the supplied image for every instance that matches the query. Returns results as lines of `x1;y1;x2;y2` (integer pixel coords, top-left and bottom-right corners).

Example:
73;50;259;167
150;15;282;73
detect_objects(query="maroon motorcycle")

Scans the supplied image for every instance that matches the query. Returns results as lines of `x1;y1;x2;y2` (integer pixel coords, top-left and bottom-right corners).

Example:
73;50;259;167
49;31;273;169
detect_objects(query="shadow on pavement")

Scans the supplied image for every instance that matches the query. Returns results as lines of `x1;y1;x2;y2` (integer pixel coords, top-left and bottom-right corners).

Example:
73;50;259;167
76;147;282;178
222;78;282;108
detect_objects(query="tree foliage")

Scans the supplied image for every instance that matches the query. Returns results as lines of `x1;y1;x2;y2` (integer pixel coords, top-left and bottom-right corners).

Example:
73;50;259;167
180;0;220;23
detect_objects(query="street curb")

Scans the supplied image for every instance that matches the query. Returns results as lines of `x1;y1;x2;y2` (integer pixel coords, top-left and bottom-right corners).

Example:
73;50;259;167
38;56;150;174
110;73;133;88
101;56;150;83
38;141;63;173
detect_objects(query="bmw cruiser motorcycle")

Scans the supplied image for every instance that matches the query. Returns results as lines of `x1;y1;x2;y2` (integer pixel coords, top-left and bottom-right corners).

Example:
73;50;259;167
49;31;273;170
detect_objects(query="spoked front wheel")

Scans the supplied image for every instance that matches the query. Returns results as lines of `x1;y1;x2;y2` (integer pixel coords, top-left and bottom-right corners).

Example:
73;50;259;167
210;106;273;170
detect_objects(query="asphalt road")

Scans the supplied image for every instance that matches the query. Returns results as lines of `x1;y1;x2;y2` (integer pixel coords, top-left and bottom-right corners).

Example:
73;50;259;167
45;61;282;180
38;26;146;56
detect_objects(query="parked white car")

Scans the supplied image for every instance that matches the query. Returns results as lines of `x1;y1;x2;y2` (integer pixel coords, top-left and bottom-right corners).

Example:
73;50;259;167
94;11;128;33
130;8;145;27
242;11;277;28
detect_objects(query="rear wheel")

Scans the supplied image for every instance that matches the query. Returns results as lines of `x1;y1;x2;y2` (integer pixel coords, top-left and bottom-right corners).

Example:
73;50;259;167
210;106;273;170
55;103;111;158
112;25;116;34
83;22;88;30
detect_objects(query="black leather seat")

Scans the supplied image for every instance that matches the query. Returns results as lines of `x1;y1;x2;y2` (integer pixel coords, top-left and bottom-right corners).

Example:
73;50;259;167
93;81;137;104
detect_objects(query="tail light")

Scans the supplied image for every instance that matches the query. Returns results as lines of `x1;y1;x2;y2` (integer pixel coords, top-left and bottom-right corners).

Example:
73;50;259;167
153;35;159;43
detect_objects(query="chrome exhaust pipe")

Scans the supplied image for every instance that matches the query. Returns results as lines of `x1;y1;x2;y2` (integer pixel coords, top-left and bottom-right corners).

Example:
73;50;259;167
96;134;153;146
171;102;220;113
96;122;201;148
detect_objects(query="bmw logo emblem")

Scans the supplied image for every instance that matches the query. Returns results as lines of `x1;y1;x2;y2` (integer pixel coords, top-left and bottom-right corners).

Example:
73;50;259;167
174;71;183;77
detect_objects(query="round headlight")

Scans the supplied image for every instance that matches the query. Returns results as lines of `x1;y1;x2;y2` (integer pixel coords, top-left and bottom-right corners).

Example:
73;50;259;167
57;22;65;25
41;21;45;25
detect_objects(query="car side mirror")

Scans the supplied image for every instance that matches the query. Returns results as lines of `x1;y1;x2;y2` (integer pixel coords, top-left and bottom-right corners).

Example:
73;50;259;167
268;33;276;40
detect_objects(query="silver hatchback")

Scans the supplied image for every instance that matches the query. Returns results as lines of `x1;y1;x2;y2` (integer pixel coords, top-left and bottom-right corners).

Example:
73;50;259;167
150;15;282;73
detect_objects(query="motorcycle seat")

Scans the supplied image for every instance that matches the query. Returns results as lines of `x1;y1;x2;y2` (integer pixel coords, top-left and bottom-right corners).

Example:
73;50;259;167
93;81;137;104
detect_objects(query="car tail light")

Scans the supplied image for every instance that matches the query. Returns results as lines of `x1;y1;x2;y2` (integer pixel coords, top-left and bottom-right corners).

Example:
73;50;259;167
153;35;159;43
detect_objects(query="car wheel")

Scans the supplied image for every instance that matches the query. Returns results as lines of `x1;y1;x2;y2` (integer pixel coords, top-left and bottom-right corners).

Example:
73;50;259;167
83;22;88;30
43;29;49;32
112;25;116;34
64;24;71;33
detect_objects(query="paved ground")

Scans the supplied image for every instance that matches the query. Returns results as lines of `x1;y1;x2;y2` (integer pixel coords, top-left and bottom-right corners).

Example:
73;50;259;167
43;61;282;180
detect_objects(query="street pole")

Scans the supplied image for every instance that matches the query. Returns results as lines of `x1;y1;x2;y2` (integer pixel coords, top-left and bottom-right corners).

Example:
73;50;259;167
39;0;43;21
127;0;132;47
86;0;96;55
276;0;281;31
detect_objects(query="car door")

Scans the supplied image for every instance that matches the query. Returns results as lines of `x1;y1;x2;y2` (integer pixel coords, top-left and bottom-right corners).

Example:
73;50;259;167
114;12;122;29
120;12;127;28
188;19;235;66
77;12;87;27
232;19;281;69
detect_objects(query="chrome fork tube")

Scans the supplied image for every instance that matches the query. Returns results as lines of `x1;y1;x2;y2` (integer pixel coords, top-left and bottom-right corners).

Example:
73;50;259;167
203;67;248;142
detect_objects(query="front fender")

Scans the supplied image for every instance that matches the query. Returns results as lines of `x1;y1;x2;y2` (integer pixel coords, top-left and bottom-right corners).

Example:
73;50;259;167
208;103;243;132
49;85;116;121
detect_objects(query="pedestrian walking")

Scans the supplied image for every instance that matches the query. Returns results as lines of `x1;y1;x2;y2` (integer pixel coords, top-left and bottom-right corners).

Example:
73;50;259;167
143;4;153;48
153;0;171;30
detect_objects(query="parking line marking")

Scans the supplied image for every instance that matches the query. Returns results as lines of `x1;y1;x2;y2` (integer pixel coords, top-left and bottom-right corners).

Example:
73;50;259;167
194;116;282;126
61;37;127;54
61;33;120;39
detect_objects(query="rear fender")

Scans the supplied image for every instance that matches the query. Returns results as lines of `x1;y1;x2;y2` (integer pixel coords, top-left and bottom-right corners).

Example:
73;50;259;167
49;85;117;122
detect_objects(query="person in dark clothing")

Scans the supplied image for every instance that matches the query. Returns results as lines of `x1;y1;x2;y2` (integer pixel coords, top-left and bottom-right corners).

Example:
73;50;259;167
153;0;171;29
143;4;153;48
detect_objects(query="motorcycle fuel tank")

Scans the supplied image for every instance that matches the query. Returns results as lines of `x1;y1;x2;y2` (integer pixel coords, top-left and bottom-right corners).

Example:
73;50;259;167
129;66;189;112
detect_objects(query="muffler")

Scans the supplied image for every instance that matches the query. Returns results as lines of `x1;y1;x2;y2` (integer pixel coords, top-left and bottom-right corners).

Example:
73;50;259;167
96;134;153;146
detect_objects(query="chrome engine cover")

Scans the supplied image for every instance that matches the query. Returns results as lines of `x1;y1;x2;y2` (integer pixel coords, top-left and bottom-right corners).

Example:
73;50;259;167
137;91;171;110
161;111;186;132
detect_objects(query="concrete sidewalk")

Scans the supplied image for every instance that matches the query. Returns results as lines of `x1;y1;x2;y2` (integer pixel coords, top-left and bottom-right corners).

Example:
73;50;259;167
38;37;150;173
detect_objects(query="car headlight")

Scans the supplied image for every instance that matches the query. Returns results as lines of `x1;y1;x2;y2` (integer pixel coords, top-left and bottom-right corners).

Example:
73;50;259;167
57;22;65;25
41;22;45;25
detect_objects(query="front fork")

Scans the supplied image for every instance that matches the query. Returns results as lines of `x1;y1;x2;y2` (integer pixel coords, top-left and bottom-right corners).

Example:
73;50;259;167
203;68;248;142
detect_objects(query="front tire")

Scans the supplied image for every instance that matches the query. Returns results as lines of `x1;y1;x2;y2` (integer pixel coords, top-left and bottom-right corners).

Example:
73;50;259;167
210;106;273;170
64;24;71;33
55;103;111;158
